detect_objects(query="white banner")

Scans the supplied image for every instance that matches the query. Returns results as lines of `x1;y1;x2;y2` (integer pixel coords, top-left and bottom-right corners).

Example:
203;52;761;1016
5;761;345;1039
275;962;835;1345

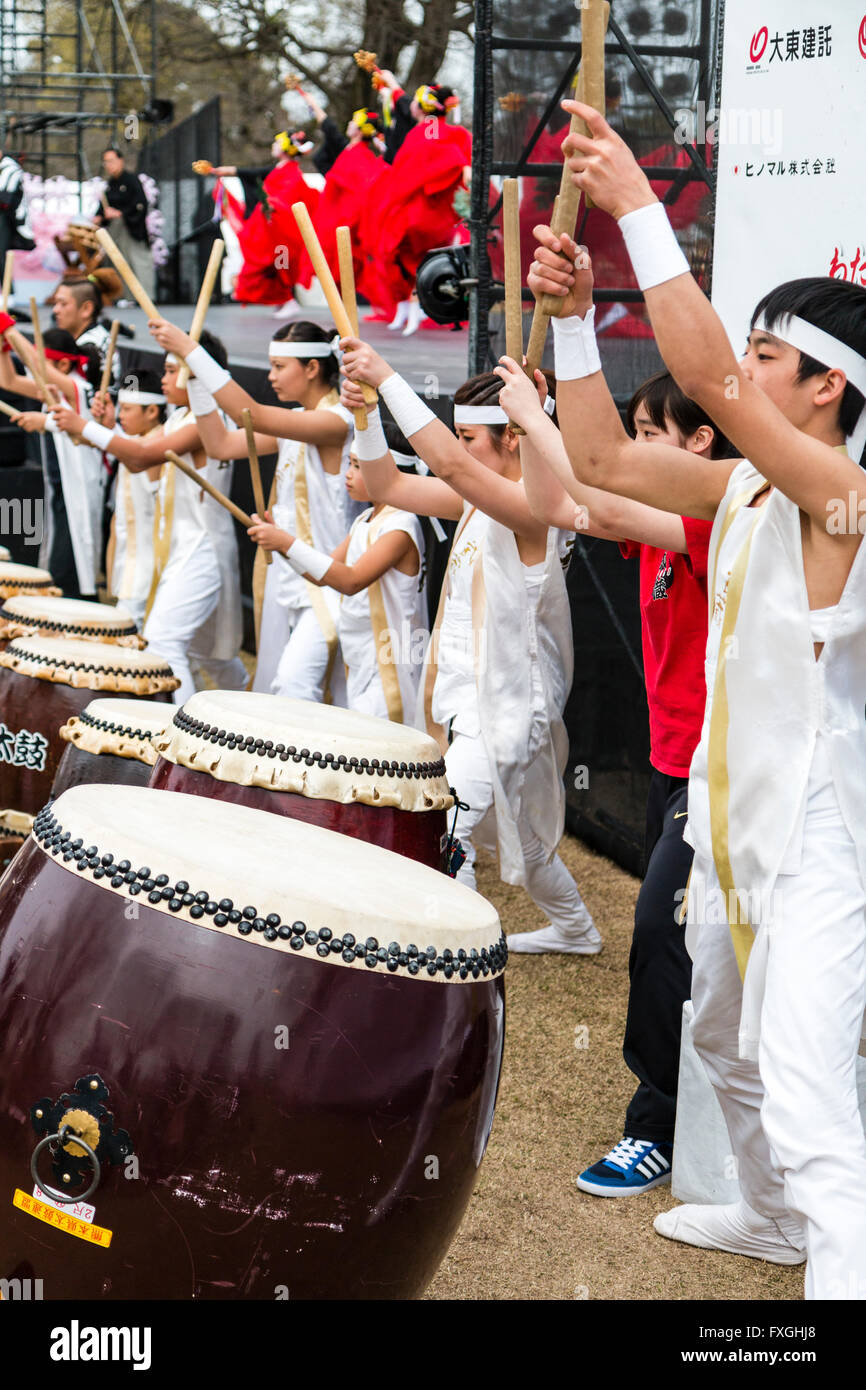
710;2;866;350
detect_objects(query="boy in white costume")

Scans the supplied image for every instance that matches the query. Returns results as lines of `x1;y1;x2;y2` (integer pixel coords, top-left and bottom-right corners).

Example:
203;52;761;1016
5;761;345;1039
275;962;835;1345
248;445;427;722
0;319;106;597
147;318;357;704
529;97;866;1299
340;348;599;955
52;330;246;703
86;369;164;630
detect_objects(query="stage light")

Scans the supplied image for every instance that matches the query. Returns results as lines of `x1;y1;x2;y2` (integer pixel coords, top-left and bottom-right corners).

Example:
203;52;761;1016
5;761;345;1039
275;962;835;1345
663;7;689;36
661;71;691;98
141;99;174;125
416;246;471;326
626;7;653;37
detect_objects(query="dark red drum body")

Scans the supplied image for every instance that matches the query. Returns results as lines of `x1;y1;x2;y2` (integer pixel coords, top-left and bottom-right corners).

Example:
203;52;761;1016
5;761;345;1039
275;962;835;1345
0;638;178;815
150;691;454;871
50;698;172;800
0;786;506;1300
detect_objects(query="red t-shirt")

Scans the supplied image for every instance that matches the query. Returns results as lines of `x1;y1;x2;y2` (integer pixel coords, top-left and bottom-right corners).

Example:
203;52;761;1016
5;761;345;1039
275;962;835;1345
619;517;712;778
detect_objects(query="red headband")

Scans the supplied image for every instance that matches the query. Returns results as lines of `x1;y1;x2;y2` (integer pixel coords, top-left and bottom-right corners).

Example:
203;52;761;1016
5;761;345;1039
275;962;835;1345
44;347;89;368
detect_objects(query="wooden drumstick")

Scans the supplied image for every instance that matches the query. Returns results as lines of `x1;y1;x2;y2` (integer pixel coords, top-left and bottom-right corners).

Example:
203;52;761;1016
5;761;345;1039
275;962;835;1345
525;196;560;377
291;203;378;402
177;239;225;389
502;178;526;434
0;398;22;420
336;226;374;431
538;0;607;319
1;252;13;313
164;449;290;566
95;228;160;320
98;320;121;397
29;297;49;396
242;407;271;567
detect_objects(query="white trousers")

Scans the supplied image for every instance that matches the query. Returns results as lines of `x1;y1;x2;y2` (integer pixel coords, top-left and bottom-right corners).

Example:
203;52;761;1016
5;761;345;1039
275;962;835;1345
445;729;590;931
268;603;347;707
690;737;866;1300
143;542;243;705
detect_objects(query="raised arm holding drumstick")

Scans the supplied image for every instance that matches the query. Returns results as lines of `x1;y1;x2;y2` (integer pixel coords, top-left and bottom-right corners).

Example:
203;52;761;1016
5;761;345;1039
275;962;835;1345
338;336;601;952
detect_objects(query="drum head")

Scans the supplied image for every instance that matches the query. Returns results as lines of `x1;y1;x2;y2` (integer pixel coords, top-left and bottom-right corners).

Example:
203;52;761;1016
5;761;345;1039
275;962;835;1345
0;596;145;648
60;697;173;764
36;784;505;980
0;636;179;695
154;690;453;812
0;562;60;599
0;547;10;562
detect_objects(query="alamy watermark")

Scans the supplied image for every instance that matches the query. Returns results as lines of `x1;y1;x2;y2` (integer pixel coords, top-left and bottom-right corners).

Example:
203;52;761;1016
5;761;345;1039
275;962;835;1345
0;496;43;546
674;101;784;158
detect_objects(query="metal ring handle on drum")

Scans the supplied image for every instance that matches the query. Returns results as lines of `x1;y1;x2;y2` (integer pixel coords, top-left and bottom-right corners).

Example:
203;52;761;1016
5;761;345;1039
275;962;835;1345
30;1130;101;1205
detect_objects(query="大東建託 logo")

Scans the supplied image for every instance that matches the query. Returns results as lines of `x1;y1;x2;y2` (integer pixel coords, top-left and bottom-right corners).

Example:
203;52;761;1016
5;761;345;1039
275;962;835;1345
749;26;768;63
859;14;866;59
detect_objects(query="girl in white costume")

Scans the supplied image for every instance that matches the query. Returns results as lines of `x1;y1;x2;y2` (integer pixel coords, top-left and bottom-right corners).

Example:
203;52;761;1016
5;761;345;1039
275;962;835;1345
147;318;357;704
531;97;866;1297
249;446;427;722
87;369;164;629
52;330;246;703
0;320;106;597
340;345;599;954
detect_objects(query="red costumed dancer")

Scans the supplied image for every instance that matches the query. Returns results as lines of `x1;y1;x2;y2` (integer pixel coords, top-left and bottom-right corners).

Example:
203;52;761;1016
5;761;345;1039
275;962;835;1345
311;109;390;307
233;131;320;312
373;84;471;335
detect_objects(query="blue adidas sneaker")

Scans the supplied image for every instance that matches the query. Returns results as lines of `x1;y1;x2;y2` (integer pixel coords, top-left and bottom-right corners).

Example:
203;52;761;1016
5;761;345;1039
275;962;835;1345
576;1137;673;1197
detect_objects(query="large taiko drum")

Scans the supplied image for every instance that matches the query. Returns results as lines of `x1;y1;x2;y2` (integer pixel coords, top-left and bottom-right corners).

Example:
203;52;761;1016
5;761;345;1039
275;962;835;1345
0;637;178;815
150;690;454;870
0;784;506;1300
0;547;11;562
0;596;146;651
0;562;60;601
51;698;173;800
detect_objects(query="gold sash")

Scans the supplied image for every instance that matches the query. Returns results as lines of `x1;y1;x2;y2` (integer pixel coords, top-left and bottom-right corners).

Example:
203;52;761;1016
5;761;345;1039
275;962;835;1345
251;392;342;696
423;506;484;754
144;419;184;623
111;466;135;599
362;506;405;724
706;476;768;980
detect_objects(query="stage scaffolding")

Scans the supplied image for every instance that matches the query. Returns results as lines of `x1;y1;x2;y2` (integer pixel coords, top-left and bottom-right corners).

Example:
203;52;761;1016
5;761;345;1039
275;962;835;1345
0;0;157;197
468;1;721;869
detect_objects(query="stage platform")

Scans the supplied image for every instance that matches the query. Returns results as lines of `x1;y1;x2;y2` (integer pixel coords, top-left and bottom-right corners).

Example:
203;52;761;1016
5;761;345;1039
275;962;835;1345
113;302;471;407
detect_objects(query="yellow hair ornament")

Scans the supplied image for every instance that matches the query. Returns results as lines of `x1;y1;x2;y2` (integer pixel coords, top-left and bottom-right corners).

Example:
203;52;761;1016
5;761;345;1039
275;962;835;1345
352;108;377;138
414;85;439;114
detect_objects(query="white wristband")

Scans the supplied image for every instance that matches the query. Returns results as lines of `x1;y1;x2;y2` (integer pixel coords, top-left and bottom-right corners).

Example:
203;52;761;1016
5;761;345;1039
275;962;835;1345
352;406;388;460
377;373;437;438
287;537;332;582
82;420;114;450
187;378;219;417
618;202;690;291
184;344;232;394
552;307;602;381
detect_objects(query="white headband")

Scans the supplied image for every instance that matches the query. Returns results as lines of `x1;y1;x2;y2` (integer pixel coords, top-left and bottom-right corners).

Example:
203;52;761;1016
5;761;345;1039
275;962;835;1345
452;396;556;426
453;405;508;425
118;389;165;405
754;311;866;461
165;353;182;367
268;338;339;359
